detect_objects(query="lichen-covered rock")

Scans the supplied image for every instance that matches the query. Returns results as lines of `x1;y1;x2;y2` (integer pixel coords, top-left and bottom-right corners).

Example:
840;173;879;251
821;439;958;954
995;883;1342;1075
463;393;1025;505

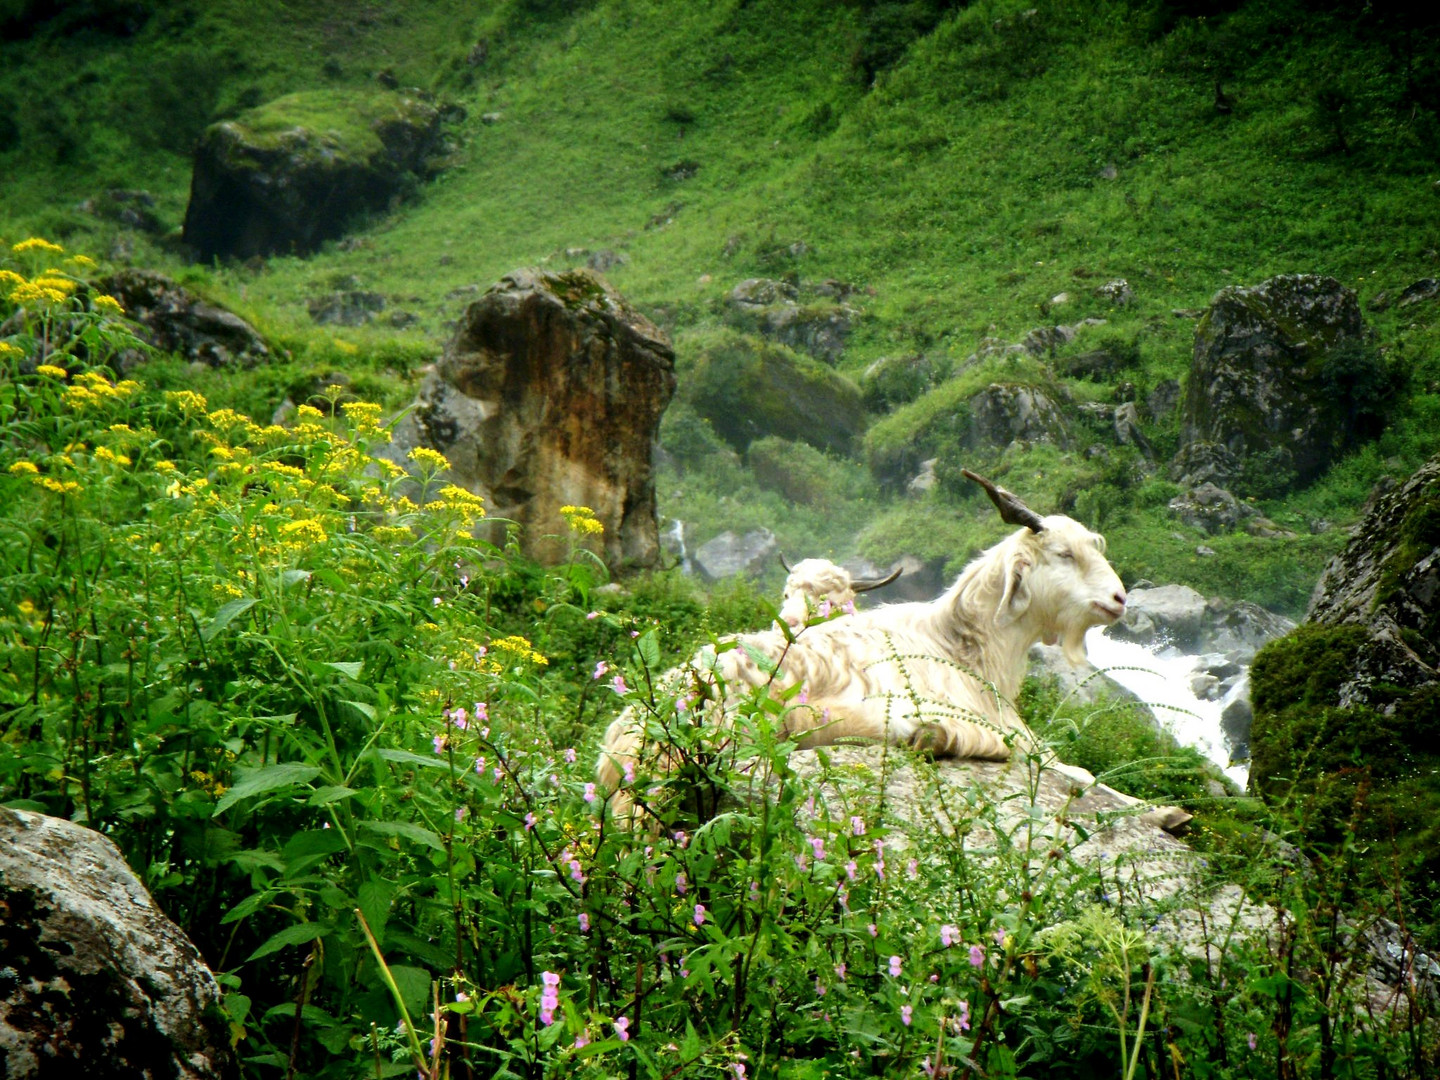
388;268;675;569
1175;274;1383;494
1249;454;1440;927
101;269;272;369
1168;481;1249;535
307;290;387;326
860;353;950;411
183;89;443;260
683;332;864;455
723;277;855;363
0;807;237;1079
965;382;1071;450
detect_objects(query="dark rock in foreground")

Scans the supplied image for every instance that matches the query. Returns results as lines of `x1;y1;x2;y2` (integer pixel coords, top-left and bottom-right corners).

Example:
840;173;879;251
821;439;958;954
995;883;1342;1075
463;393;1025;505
0;807;237;1079
389;268;675;570
183;89;443;261
101;269;272;368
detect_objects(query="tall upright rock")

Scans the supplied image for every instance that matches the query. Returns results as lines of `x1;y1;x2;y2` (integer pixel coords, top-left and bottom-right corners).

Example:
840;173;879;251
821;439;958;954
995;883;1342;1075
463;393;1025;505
1173;274;1385;494
391;269;675;570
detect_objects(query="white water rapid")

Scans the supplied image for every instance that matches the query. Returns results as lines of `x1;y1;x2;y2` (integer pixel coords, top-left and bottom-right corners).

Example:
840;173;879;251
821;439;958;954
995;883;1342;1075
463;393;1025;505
1084;627;1250;790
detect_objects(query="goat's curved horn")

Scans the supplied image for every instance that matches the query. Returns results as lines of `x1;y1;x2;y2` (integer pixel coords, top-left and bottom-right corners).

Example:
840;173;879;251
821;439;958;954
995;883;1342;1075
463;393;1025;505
962;468;1047;533
778;554;793;573
852;566;904;593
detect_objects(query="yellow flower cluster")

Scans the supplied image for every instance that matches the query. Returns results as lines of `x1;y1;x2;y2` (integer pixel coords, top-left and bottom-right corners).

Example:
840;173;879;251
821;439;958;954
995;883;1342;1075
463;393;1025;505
93;445;132;466
0;342;25;362
68;254;97;270
0;270;24;288
431;484;486;527
9;280;71;306
560;504;604;536
489;635;549;666
34;476;83;495
92;294;124;316
279;518;329;544
408;446;450;471
339;400;387;438
36;363;67;378
163;389;208;413
12;238;64;255
63;371;141;410
7;461;39;475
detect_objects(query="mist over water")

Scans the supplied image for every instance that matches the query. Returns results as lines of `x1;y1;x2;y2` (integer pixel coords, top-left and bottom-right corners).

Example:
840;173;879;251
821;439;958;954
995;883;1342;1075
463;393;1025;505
1086;628;1250;790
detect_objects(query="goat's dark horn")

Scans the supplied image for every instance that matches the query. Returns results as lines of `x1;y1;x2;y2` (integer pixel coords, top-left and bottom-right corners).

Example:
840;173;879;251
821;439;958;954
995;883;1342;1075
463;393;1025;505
962;468;1047;533
779;554;793;573
852;566;904;593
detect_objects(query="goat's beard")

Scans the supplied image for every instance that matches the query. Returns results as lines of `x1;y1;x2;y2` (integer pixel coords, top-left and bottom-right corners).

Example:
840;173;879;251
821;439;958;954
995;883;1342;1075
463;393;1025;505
1059;618;1092;667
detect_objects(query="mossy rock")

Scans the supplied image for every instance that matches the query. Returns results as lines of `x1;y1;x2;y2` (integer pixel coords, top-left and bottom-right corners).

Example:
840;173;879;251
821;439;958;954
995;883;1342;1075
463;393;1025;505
747;436;841;509
681;332;864;455
182;89;443;260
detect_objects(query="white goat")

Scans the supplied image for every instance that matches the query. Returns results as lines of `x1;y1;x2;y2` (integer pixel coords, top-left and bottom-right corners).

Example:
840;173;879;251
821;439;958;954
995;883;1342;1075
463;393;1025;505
777;558;902;629
597;472;1128;820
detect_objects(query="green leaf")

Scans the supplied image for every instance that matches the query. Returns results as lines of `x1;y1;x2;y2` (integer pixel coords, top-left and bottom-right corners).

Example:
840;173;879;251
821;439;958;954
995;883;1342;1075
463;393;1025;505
324;661;364;680
637;627;661;671
338;699;376;722
307;785;358;806
245;921;330;962
371;748;455;770
740;642;779;675
280;569;312;587
386;965;432;1017
220;891;272;925
213;763;322;816
359;820;445;851
201;597;259;643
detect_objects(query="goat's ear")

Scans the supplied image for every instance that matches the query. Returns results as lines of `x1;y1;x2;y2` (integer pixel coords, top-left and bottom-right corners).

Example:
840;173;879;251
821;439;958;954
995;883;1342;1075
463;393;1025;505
996;550;1033;625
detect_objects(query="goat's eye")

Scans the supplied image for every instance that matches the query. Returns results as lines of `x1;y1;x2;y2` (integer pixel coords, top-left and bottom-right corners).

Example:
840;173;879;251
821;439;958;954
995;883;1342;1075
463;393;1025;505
1056;549;1074;560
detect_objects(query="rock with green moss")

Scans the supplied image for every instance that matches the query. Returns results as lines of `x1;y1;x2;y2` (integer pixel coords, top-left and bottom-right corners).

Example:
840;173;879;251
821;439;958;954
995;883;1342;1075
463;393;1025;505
1249;453;1440;927
682;332;864;455
182;90;444;260
1174;274;1393;496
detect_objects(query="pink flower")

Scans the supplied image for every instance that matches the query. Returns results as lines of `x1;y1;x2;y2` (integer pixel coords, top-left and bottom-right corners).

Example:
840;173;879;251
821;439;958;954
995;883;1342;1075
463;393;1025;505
539;970;560;1025
432;734;447;754
907;859;919;879
610;673;628;694
868;923;878;938
586;610;600;620
569;860;585;883
834;962;847;981
578;913;590;932
844;860;857;881
797;687;808;705
673;829;688;848
816;978;827;996
584;782;597;803
794;852;808;871
623;761;635;784
969;944;985;967
474;756;486;774
994;927;1008;947
693;904;706;926
492;766;503;782
941;925;958;948
574;1032;590;1049
850;816;866;836
818;599;832;618
901;1005;913;1027
432;596;442;607
809;837;825;860
842;599;856;615
1247;1032;1257;1051
958;1000;971;1031
592;660;608;680
454;807;467;822
888;955;902;978
676;872;687;895
731;1064;746;1079
474;702;488;722
614;1016;630;1042
449;707;468;728
564;747;577;763
525;812;536;831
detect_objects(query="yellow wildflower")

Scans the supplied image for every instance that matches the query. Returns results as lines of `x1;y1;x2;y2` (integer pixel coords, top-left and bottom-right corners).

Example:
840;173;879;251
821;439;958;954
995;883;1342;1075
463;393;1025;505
0;342;25;362
34;476;83;495
560;505;604;536
9;281;68;305
68;254;97;269
332;339;358;356
93;446;132;466
7;461;39;475
114;379;141;397
17;599;39;618
296;404;325;422
206;408;253;432
279;518;328;544
36;363;67;378
32;276;77;297
154;460;178;474
340;400;384;431
92;294;124;316
62;386;101;410
408;446;449;471
376;458;408;480
371;525;415;544
0;270;24;288
489;635;549;666
12;238;63;255
165;390;208;412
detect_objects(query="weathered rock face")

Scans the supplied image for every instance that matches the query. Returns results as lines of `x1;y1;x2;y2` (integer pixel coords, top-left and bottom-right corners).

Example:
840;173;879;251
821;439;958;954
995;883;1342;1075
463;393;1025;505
1175;274;1375;494
1303;455;1440;704
391;268;675;570
101;269;272;369
0;807;237;1079
1168;481;1248;535
693;528;778;581
307;290;387;327
183;90;443;260
683;333;864;456
1108;584;1295;662
965;382;1071;450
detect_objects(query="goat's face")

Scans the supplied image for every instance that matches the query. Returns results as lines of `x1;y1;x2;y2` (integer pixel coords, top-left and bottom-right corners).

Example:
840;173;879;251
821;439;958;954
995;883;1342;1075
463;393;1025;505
999;516;1127;664
779;559;855;628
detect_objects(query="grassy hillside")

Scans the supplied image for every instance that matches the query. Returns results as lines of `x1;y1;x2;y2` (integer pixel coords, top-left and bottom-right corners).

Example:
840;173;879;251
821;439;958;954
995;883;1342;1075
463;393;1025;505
3;0;1440;610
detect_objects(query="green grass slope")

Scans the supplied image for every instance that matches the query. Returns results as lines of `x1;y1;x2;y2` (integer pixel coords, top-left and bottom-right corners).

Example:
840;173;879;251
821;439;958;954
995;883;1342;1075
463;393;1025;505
3;0;1440;610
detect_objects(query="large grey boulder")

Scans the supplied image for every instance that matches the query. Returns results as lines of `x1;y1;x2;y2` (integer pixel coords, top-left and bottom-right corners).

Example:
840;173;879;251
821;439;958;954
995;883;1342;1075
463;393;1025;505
966;382;1071;450
100;269;272;369
1174;274;1375;494
723;278;855;364
693;528;778;581
1109;584;1295;663
0;807;237;1079
388;268;675;570
183;89;444;260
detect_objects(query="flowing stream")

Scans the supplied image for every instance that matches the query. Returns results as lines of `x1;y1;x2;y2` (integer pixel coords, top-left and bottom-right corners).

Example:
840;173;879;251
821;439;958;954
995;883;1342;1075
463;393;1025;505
1084;628;1251;790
